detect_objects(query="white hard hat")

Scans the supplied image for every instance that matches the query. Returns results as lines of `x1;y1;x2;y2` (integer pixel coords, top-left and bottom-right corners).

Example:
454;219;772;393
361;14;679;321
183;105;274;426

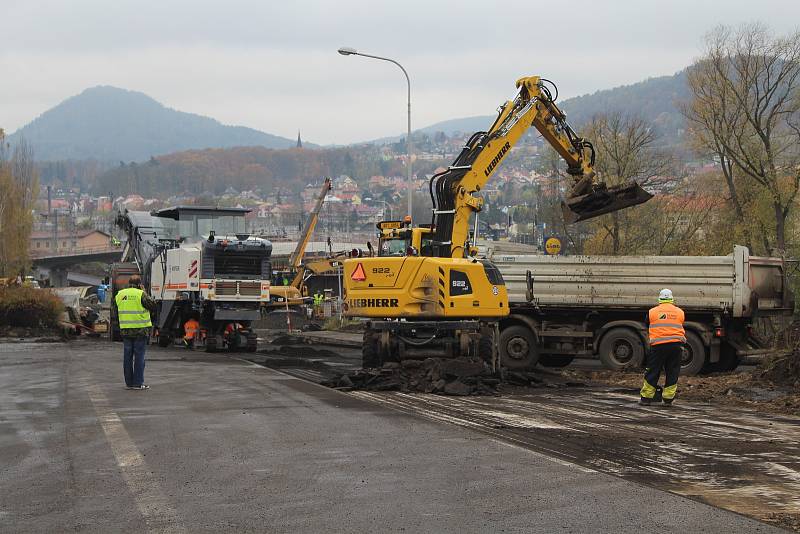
658;288;674;302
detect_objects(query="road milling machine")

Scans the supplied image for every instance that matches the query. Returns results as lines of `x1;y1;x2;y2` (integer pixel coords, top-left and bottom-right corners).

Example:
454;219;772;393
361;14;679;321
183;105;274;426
111;206;273;352
343;76;652;367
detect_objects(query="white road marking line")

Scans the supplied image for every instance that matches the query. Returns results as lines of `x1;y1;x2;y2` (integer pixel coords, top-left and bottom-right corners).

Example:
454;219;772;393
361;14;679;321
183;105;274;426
86;384;187;534
230;357;265;369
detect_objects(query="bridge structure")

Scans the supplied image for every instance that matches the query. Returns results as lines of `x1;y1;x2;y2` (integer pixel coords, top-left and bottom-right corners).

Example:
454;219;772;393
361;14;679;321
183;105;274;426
31;245;123;287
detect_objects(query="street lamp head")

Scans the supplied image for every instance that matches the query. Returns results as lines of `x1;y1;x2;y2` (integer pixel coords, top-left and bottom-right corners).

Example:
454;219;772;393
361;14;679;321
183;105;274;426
338;46;357;56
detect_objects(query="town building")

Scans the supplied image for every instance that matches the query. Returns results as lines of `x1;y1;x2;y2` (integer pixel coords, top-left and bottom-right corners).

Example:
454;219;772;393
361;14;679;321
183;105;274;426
30;229;113;255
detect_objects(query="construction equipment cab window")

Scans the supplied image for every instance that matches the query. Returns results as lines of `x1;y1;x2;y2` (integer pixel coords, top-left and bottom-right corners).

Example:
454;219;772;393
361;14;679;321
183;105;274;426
380;236;408;257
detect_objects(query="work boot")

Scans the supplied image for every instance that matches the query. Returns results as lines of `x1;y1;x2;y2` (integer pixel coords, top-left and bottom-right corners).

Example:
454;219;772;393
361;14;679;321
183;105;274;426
662;398;674;407
639;397;653;406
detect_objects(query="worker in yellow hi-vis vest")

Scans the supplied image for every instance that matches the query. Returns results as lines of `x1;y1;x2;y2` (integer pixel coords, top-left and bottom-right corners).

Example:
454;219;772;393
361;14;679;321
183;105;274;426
313;290;324;318
115;275;157;390
640;288;686;406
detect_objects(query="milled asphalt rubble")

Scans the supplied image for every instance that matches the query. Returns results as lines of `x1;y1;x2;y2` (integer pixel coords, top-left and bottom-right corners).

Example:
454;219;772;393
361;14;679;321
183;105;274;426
0;340;786;533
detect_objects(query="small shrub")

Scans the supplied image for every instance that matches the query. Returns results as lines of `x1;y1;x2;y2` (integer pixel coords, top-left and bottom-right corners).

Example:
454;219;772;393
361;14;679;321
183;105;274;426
0;287;64;328
322;317;341;331
757;320;800;386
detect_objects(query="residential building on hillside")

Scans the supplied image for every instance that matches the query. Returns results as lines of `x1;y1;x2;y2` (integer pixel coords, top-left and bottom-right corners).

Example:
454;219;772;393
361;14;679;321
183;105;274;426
333;176;359;201
30;229;112;255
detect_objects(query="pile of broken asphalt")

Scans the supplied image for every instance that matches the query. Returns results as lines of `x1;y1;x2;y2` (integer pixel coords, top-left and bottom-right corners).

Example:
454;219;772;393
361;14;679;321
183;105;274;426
322;358;499;395
258;333;584;396
321;359;584;396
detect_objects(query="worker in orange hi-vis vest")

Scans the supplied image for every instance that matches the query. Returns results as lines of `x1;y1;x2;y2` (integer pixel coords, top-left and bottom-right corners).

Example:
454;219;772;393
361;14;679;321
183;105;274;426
640;288;686;406
183;316;200;349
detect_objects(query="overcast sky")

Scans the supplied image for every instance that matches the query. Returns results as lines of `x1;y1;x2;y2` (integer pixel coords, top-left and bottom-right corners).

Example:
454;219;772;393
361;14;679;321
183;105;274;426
2;0;799;145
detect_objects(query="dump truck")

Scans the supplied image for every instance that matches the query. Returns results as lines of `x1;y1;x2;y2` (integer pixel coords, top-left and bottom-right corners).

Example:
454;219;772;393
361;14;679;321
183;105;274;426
489;245;794;375
111;206;273;351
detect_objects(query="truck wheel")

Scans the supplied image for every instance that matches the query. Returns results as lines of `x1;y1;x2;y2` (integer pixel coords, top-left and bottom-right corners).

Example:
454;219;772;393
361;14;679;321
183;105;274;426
681;331;706;376
718;342;739;371
206;335;219;353
157;333;172;348
703;341;738;373
362;330;380;368
599;328;644;371
499;326;539;370
538;355;575;368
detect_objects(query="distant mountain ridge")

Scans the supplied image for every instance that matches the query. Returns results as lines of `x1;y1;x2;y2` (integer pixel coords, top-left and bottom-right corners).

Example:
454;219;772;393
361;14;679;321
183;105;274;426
9;86;307;162
12;71;689;163
375;70;690;145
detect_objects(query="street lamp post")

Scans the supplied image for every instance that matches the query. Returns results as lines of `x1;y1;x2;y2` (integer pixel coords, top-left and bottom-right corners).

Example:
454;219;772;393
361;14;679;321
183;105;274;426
338;47;413;219
377;200;393;220
363;197;393;220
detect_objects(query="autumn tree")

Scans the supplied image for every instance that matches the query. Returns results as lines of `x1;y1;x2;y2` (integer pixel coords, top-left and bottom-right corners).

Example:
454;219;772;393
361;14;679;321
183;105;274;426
581;113;673;255
0;130;38;276
536;145;589;254
684;24;800;254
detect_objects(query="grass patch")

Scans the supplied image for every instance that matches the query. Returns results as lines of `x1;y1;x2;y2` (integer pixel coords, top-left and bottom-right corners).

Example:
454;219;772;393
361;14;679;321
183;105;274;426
322;317;362;331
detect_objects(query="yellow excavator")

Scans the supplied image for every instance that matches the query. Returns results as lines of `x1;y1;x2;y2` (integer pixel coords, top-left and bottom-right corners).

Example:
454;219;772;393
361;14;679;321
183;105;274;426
342;76;652;367
265;177;332;311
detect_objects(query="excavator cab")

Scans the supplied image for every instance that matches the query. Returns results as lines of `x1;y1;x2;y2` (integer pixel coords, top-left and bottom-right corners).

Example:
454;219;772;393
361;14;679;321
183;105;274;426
376;219;434;257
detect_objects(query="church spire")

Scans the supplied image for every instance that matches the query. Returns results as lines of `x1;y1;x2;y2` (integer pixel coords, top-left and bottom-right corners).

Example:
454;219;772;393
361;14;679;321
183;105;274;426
296;130;302;148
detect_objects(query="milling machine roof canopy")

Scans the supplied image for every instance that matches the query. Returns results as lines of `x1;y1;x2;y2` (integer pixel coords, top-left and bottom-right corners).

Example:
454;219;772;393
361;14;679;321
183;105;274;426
152;206;251;220
149;206;252;241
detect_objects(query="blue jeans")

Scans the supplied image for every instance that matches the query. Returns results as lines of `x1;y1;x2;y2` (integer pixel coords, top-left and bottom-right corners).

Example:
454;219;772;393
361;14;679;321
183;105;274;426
123;336;147;386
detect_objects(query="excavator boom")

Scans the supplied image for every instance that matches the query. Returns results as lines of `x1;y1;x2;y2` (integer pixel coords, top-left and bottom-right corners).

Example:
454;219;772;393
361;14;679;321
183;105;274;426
289;177;332;270
429;76;651;257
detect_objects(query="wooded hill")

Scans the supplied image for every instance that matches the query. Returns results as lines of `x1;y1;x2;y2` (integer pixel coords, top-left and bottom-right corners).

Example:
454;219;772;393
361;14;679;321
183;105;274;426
9;86;304;162
37;69;692;195
394;70;689;146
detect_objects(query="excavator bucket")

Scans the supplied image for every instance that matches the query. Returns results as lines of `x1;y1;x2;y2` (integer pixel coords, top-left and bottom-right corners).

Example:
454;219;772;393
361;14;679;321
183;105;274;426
561;181;653;223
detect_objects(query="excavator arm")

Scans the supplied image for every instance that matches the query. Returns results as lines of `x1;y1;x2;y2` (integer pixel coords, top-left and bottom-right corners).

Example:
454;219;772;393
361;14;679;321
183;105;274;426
288;177;332;270
282;250;352;300
428;76;652;258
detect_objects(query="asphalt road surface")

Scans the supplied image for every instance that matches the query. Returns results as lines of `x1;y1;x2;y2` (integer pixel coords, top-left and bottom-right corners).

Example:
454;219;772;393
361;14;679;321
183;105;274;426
256;340;800;531
0;340;788;533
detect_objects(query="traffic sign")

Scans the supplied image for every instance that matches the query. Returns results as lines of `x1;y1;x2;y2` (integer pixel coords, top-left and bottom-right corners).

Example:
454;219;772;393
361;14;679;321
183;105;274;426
544;236;562;255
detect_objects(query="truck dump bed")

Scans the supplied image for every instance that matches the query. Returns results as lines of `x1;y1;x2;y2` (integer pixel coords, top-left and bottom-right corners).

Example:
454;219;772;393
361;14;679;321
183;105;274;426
488;245;791;318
